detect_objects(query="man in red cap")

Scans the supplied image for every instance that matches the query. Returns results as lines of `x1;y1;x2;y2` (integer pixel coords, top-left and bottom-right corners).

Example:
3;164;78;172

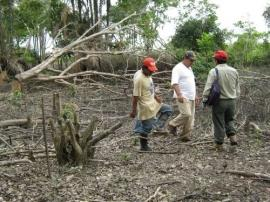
130;57;172;151
202;50;240;151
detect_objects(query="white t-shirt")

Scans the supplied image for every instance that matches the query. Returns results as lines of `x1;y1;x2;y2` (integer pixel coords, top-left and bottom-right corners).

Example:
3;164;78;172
171;62;196;100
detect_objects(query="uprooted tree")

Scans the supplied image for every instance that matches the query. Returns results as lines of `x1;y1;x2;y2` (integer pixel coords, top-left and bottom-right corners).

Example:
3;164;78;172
49;93;122;166
14;13;137;82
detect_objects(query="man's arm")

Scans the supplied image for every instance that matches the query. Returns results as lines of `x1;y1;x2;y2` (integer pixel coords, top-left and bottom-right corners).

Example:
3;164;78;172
171;67;186;103
195;79;201;106
130;76;142;118
130;96;138;118
202;69;215;102
172;84;187;103
154;85;162;103
236;71;240;98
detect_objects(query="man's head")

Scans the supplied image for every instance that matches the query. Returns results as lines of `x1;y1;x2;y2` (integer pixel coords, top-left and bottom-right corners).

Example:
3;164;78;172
183;51;196;67
142;57;158;76
213;50;228;64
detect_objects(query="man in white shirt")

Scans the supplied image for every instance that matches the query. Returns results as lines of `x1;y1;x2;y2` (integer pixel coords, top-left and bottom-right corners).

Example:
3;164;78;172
168;51;199;141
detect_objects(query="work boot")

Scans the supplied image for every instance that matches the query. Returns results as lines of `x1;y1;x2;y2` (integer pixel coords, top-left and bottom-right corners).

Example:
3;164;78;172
229;135;238;146
140;137;152;151
167;124;177;136
180;136;191;142
215;143;225;152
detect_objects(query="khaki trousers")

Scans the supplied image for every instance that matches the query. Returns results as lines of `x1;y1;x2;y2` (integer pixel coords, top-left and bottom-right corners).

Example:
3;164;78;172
169;100;195;137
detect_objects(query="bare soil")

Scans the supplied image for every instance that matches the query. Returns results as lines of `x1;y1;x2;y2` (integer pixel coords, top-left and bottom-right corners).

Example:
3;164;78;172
0;78;269;202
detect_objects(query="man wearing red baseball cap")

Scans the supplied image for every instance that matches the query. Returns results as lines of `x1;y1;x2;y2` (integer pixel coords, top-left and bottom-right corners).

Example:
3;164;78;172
202;50;240;151
143;57;158;72
130;57;172;151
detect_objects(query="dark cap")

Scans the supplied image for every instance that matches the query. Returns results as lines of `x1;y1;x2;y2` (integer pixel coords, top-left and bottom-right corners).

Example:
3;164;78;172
184;51;196;61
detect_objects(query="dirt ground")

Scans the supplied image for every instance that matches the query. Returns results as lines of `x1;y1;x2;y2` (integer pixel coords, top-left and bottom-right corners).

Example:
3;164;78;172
0;77;270;202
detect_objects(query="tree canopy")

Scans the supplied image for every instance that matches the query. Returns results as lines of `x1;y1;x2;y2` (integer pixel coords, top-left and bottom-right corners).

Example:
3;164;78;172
0;0;269;69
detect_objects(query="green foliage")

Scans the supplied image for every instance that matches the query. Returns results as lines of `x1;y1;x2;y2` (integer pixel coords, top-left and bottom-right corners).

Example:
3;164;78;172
8;90;24;106
61;103;77;121
0;0;15;54
110;0;178;49
172;15;226;51
13;0;49;38
197;33;216;55
227;21;270;67
47;0;67;35
192;54;214;80
14;48;39;64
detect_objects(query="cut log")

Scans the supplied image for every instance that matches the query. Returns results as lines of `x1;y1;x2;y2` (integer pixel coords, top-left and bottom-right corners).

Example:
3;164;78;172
0;159;32;166
225;170;270;181
35;70;131;81
0;116;32;128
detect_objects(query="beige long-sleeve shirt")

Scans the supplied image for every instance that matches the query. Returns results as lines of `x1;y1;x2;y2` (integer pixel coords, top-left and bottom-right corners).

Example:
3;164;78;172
203;64;240;101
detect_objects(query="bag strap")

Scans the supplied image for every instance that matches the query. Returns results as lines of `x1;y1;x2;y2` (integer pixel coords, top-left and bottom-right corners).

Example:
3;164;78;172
215;68;219;80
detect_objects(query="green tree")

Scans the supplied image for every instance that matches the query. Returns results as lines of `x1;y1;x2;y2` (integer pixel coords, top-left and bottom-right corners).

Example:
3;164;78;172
171;15;226;51
197;32;216;56
13;0;50;59
0;0;16;56
228;21;268;67
110;0;178;50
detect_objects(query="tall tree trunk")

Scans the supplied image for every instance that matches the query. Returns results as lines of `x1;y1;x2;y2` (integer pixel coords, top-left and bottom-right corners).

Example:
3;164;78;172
106;0;111;27
105;0;111;49
39;29;46;61
93;0;99;31
0;6;5;55
89;0;94;26
78;0;82;22
8;0;14;52
99;0;104;19
71;0;75;15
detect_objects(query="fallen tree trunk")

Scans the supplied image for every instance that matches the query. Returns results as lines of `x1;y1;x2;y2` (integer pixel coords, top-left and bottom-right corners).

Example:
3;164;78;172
35;70;131;81
0;117;32;128
225;170;270;181
0;159;32;166
15;12;137;81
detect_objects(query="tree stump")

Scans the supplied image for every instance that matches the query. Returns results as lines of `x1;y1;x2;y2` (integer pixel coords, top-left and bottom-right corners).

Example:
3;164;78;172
49;93;122;166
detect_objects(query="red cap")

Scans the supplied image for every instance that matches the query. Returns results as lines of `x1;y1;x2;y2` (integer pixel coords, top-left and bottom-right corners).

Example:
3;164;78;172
213;50;228;60
143;57;158;72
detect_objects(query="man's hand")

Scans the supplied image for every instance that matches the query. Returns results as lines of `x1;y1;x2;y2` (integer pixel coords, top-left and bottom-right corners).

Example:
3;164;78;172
177;95;187;103
155;95;162;103
130;110;137;118
195;96;201;107
201;101;207;110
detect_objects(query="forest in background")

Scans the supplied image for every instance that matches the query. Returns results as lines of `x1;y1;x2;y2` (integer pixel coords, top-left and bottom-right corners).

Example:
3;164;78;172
0;0;269;80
